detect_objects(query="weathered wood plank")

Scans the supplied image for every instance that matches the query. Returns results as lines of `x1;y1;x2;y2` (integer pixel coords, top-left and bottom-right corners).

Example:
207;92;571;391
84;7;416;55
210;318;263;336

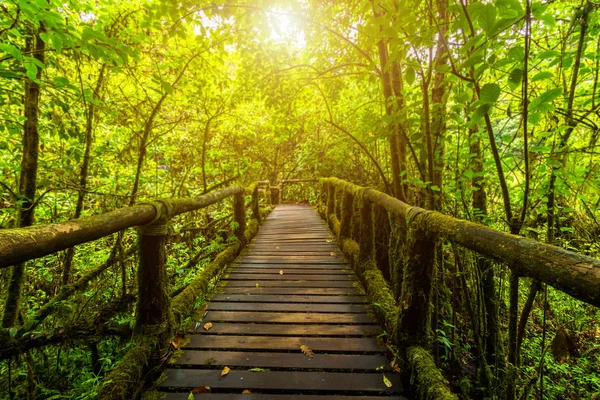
208;302;369;313
220;287;361;295
221;281;356;288
160;370;401;392
193;323;380;336
163;395;405;400
173;350;390;370
226;274;355;281
204;311;375;324
232;263;348;269
228;268;351;275
210;294;367;303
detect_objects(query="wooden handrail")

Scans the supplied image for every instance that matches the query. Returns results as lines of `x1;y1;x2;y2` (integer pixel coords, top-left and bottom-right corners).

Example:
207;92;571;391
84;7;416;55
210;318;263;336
324;177;600;307
0;186;244;268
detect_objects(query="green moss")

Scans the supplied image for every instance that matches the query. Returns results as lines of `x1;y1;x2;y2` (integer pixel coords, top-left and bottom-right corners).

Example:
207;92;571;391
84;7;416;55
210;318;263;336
363;265;399;334
98;335;158;400
172;241;242;323
406;346;458;400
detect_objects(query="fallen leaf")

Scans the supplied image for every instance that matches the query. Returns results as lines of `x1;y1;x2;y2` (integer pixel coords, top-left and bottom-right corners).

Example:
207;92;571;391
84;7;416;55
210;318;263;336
248;367;270;372
204;357;216;365
376;364;384;371
191;385;211;394
300;344;314;358
279;270;284;275
221;366;230;376
170;337;184;349
330;252;337;256
204;322;213;331
242;390;252;394
255;283;259;288
383;374;392;388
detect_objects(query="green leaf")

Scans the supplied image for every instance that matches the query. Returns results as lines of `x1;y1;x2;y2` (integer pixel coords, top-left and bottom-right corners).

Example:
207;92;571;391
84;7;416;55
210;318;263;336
508;68;523;91
531;71;552;82
405;66;415;85
24;62;38;80
529;88;562;113
9;327;17;338
470;3;497;34
0;44;23;61
479;83;501;104
51;34;63;53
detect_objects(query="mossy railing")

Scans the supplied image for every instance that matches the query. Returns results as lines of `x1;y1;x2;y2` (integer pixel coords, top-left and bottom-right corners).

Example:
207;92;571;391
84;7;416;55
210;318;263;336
319;177;600;400
0;183;268;399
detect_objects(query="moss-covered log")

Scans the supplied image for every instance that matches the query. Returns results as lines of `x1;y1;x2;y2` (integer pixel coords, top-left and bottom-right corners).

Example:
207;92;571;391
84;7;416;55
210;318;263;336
325;177;600;307
98;335;158;400
406;346;458;400
171;241;241;322
0;186;244;268
397;209;437;347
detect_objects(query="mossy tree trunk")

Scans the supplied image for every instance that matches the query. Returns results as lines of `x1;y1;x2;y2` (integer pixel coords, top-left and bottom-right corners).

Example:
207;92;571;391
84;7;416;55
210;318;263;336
2;28;45;328
397;211;437;348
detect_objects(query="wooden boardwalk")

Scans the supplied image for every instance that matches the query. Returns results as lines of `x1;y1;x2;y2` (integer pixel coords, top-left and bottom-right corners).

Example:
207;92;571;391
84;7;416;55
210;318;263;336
158;204;404;399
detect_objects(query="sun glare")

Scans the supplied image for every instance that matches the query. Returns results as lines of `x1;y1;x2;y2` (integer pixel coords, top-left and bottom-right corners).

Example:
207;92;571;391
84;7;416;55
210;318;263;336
268;10;306;48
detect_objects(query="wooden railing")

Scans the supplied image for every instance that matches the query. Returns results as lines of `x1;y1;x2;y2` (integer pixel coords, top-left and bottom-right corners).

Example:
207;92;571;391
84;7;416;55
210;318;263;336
319;177;600;399
0;182;267;399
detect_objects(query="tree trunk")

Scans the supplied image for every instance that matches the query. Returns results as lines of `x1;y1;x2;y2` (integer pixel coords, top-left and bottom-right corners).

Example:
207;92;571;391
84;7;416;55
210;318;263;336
2;29;45;328
62;63;107;285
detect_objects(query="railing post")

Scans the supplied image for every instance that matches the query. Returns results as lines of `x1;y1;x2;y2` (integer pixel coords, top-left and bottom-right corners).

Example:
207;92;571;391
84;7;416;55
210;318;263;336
251;184;261;222
397;210;436;347
279;182;284;204
233;191;246;242
135;201;172;355
270;186;280;205
358;192;375;272
326;182;335;216
339;185;354;240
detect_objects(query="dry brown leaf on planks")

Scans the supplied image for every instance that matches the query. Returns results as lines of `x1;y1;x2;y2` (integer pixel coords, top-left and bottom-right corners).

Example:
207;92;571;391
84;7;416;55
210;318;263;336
203;322;213;331
191;385;211;394
242;390;252;394
169;337;184;349
300;344;314;358
383;374;392;388
330;252;337;256
279;270;284;275
221;366;230;376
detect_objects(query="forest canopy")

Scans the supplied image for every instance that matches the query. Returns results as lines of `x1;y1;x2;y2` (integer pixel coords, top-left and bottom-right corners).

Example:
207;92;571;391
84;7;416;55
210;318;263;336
0;0;599;399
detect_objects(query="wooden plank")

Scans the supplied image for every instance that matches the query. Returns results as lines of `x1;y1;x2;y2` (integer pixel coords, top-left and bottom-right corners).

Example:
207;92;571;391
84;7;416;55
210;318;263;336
208;302;369;313
246;251;339;256
229;268;351;275
232;263;348;269
239;259;346;265
204;311;375;324
173;350;391;370
221;281;356;288
193;323;380;336
220;287;361;295
226;274;354;281
163;394;405;400
159;370;401;392
210;294;367;303
186;335;383;352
